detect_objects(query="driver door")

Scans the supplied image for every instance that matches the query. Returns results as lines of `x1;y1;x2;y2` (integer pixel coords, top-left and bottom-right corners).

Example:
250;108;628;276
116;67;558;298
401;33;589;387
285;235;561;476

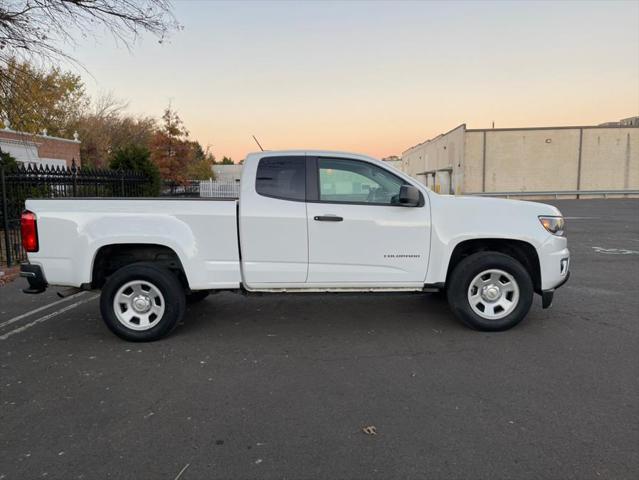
305;157;430;286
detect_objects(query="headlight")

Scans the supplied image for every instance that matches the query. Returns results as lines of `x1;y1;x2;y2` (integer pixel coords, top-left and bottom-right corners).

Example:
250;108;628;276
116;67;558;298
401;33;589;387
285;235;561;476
539;216;565;236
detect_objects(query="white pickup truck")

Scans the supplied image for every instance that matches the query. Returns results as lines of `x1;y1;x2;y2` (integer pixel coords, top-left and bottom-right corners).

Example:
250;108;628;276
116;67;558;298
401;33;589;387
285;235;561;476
20;150;570;341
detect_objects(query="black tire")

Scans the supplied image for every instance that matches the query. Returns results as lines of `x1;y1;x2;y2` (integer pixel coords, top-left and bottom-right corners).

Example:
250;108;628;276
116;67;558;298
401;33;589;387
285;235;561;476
446;251;533;331
100;262;186;342
186;290;210;304
431;288;447;300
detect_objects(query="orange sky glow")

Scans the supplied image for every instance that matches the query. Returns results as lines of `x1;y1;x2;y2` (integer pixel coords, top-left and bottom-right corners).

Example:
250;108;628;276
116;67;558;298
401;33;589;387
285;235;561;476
71;1;639;163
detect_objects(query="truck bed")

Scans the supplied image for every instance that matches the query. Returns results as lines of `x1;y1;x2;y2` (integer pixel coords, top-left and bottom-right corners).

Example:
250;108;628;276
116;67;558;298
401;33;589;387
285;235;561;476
24;198;242;290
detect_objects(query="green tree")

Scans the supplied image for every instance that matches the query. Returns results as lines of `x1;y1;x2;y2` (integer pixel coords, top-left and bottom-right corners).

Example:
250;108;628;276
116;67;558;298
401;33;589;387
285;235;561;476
0;149;19;171
0;59;87;137
187;158;215;180
110;145;161;196
0;63;157;168
220;156;234;165
192;142;206;161
187;141;216;180
150;105;194;183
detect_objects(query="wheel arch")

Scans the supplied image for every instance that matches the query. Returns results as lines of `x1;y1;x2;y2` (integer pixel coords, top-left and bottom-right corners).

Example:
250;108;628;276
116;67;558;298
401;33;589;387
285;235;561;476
90;243;190;290
445;238;542;293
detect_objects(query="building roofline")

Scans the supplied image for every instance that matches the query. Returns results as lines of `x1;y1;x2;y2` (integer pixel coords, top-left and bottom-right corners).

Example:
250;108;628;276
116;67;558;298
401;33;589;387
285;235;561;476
401;122;638;156
0;127;80;143
466;124;639;133
402;123;466;155
0;137;38;147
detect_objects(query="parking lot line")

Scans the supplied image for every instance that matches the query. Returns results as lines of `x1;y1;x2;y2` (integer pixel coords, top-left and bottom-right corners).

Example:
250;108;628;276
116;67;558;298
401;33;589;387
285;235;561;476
0;291;87;330
0;294;99;340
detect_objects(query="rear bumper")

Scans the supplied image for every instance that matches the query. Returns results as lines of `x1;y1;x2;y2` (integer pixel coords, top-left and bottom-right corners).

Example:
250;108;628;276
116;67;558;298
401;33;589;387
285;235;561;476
20;263;47;294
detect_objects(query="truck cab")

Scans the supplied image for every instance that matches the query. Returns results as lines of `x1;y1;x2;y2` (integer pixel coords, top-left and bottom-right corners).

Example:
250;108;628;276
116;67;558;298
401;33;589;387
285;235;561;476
239;151;430;289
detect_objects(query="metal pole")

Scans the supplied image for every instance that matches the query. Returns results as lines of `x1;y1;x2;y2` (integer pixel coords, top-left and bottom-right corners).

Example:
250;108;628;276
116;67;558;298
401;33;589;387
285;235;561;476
71;158;77;197
576;128;583;199
482;130;487;192
1;161;13;267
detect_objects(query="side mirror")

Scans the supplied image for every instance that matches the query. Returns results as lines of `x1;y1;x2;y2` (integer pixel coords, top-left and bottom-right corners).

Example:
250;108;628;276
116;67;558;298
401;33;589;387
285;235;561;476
399;185;420;207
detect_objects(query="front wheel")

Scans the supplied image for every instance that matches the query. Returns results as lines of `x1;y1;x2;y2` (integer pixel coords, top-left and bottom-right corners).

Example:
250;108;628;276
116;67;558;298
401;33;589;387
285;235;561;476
447;252;533;331
100;262;186;342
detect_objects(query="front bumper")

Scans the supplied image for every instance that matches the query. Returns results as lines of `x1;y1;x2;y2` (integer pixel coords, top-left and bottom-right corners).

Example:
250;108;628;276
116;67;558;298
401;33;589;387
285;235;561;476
20;263;47;294
538;232;570;310
541;270;570;309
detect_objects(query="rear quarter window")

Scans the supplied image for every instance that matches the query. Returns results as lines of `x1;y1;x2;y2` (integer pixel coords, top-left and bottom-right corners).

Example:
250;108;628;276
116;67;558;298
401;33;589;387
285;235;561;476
255;156;306;201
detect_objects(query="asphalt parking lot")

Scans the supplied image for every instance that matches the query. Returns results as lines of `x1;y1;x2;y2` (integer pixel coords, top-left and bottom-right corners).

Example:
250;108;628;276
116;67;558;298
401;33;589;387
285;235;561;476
0;199;637;480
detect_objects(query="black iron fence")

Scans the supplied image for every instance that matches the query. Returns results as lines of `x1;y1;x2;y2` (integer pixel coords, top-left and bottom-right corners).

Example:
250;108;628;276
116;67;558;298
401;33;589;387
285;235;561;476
0;160;151;267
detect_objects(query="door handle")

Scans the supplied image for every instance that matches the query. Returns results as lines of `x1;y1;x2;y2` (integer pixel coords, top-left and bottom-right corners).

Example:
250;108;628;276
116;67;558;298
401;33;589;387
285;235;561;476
314;215;343;222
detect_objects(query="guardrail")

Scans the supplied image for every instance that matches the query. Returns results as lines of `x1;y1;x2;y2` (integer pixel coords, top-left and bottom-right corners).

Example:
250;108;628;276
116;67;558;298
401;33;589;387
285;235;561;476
466;189;639;199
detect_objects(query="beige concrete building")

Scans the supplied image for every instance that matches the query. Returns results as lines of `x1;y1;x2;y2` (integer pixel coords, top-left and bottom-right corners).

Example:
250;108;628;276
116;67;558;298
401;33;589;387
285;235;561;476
401;121;639;196
381;155;402;171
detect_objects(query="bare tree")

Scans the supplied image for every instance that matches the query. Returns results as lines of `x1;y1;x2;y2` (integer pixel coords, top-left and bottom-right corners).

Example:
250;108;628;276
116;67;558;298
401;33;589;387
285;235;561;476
78;91;158;167
91;90;129;120
0;1;178;99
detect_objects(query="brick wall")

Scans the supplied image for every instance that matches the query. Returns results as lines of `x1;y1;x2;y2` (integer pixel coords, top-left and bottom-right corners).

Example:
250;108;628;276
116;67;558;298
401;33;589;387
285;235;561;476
0;129;81;167
37;136;81;167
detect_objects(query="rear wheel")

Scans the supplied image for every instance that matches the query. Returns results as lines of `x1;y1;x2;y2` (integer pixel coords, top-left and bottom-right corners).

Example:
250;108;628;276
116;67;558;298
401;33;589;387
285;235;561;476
100;262;186;341
447;252;533;331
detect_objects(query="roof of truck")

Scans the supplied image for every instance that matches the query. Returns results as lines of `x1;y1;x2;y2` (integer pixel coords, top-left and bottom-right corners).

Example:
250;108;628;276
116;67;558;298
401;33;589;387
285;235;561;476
245;150;380;162
244;149;415;184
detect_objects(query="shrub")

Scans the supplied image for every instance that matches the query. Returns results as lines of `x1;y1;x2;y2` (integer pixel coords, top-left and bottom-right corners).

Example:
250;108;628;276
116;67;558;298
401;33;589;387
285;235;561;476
0;150;19;171
109;145;161;196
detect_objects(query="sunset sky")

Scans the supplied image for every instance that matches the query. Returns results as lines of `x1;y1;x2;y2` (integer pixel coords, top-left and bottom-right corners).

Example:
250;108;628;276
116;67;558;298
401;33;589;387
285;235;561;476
70;0;639;162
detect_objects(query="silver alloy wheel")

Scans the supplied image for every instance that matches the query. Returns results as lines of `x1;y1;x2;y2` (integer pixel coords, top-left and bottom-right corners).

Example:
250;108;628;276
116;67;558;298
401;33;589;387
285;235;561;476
467;269;520;320
113;280;165;331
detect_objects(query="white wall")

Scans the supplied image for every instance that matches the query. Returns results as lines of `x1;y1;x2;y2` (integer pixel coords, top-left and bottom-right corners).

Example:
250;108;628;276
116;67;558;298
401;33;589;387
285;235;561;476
39;158;68;168
382;159;403;172
404;125;639;195
212;164;243;182
401;124;466;193
0;138;39;164
483;128;581;192
580;128;639;191
463;127;638;194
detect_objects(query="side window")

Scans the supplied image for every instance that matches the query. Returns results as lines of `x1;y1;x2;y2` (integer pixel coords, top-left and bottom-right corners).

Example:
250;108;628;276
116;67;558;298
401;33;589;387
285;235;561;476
318;158;404;205
255;156;306;201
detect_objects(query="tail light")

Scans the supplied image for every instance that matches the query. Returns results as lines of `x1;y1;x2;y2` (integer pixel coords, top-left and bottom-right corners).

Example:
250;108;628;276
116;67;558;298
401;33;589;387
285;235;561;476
21;210;39;252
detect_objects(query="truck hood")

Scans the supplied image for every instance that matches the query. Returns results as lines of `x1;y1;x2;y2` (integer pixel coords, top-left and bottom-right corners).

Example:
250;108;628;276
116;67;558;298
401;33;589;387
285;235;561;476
426;193;562;243
430;194;562;217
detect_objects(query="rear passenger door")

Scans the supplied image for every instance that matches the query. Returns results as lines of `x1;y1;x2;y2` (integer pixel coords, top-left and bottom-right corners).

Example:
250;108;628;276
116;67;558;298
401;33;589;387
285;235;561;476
239;155;309;287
